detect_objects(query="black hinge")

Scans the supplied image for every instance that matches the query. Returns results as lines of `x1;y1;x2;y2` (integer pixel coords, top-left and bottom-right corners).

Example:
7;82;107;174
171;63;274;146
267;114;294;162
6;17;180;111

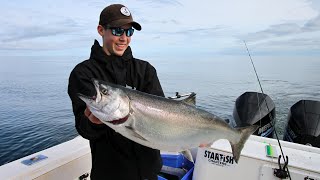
79;173;89;180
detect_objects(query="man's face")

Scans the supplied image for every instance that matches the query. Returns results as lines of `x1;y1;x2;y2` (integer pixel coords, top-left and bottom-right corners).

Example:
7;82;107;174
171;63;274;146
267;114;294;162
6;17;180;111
98;24;132;56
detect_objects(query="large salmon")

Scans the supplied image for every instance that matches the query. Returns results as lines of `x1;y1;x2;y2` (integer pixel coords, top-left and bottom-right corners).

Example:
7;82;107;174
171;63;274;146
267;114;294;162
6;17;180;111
78;79;258;163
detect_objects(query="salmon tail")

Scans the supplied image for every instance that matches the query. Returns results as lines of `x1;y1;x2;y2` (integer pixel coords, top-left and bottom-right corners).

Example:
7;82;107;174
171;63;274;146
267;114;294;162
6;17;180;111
230;125;259;163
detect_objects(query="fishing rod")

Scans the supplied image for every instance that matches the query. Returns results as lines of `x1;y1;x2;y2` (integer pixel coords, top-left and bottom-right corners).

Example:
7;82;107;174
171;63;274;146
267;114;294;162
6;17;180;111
243;40;291;179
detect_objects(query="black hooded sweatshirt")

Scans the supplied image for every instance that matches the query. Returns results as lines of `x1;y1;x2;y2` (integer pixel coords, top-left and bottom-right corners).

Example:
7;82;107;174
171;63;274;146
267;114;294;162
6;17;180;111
68;40;164;180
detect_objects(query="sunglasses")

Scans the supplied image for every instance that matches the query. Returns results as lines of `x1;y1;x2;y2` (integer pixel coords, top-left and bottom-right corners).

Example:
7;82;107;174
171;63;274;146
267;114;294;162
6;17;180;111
105;26;134;37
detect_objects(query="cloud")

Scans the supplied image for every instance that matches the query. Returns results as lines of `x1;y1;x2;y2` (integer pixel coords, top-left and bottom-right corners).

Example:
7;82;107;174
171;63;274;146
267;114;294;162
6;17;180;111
304;14;320;31
242;14;320;41
232;14;320;55
138;0;183;7
0;19;87;51
0;0;319;56
241;23;302;42
137;0;318;31
0;1;97;51
2;22;74;42
130;0;320;56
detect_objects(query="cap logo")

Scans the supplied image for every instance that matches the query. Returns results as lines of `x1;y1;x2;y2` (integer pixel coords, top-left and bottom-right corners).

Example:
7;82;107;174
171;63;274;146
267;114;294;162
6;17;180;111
120;7;131;16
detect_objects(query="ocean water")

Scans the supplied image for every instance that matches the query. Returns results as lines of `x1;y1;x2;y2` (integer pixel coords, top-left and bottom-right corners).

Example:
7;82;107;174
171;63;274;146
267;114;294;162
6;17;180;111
0;55;319;166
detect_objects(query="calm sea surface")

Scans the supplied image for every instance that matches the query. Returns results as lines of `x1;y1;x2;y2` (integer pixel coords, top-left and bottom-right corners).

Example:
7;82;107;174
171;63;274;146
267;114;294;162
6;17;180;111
0;55;319;165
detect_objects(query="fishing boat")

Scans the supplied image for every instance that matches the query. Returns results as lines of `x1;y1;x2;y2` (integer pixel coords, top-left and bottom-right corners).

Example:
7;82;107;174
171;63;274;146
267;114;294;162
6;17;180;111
0;94;319;180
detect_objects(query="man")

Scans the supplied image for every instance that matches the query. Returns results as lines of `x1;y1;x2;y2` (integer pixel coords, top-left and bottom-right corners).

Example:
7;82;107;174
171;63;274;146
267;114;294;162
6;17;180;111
68;4;164;180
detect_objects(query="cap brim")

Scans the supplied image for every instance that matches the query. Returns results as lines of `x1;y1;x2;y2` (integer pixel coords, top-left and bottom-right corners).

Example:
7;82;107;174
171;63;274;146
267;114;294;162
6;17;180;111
108;19;142;31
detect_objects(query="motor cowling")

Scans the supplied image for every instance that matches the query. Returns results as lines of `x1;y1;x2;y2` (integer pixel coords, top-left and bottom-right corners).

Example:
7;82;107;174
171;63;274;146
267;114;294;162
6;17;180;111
283;100;320;147
233;92;275;138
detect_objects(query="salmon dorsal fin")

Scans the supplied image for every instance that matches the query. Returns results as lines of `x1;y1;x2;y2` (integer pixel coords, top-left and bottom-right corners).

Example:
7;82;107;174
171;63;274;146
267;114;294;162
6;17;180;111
180;92;196;106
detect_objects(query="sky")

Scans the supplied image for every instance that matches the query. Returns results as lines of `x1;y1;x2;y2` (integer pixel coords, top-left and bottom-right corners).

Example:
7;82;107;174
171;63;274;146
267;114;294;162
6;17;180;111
0;0;319;57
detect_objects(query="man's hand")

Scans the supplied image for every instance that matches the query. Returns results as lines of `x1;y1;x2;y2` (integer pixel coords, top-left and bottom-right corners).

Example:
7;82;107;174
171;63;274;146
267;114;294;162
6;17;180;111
84;107;103;124
199;143;209;148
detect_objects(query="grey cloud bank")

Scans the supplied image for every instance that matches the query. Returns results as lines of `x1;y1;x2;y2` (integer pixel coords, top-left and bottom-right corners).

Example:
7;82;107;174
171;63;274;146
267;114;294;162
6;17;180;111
0;0;319;56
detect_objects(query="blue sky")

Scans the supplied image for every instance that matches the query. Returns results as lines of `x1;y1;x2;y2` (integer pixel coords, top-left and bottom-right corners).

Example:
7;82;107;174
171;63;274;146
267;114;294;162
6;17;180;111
0;0;319;57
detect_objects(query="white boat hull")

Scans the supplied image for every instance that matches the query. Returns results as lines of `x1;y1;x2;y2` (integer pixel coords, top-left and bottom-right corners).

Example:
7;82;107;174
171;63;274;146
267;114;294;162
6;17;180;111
193;135;320;180
0;135;319;180
0;136;91;180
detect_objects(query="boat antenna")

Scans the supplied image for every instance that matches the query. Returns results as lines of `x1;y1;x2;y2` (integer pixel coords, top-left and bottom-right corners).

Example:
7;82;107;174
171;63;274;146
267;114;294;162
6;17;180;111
243;40;291;179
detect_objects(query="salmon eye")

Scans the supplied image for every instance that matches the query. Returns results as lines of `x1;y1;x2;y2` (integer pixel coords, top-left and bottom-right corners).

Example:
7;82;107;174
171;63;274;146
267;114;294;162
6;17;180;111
101;89;108;95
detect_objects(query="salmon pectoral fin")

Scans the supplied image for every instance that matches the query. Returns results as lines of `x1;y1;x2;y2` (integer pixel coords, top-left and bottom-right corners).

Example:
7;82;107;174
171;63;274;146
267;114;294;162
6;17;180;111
125;126;149;142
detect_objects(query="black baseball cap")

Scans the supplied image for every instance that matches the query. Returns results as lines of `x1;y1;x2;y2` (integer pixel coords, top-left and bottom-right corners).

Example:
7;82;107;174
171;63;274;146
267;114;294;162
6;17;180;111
99;4;142;31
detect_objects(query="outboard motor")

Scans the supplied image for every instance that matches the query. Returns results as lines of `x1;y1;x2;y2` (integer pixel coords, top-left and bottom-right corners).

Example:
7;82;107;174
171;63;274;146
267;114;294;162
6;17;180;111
233;92;275;137
283;100;320;147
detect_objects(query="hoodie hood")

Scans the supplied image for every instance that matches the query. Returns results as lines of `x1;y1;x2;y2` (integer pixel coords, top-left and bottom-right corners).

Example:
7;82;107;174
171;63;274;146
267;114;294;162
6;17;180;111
89;40;134;86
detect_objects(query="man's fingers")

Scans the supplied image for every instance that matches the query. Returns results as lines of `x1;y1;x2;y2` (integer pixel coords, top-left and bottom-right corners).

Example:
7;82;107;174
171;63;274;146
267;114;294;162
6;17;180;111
199;143;209;148
84;107;91;117
91;117;103;124
90;115;103;124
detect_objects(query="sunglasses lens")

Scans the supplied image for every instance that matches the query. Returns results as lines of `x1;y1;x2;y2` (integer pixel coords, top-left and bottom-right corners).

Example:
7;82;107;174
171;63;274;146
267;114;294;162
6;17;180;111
110;27;134;37
112;28;125;36
126;28;134;37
